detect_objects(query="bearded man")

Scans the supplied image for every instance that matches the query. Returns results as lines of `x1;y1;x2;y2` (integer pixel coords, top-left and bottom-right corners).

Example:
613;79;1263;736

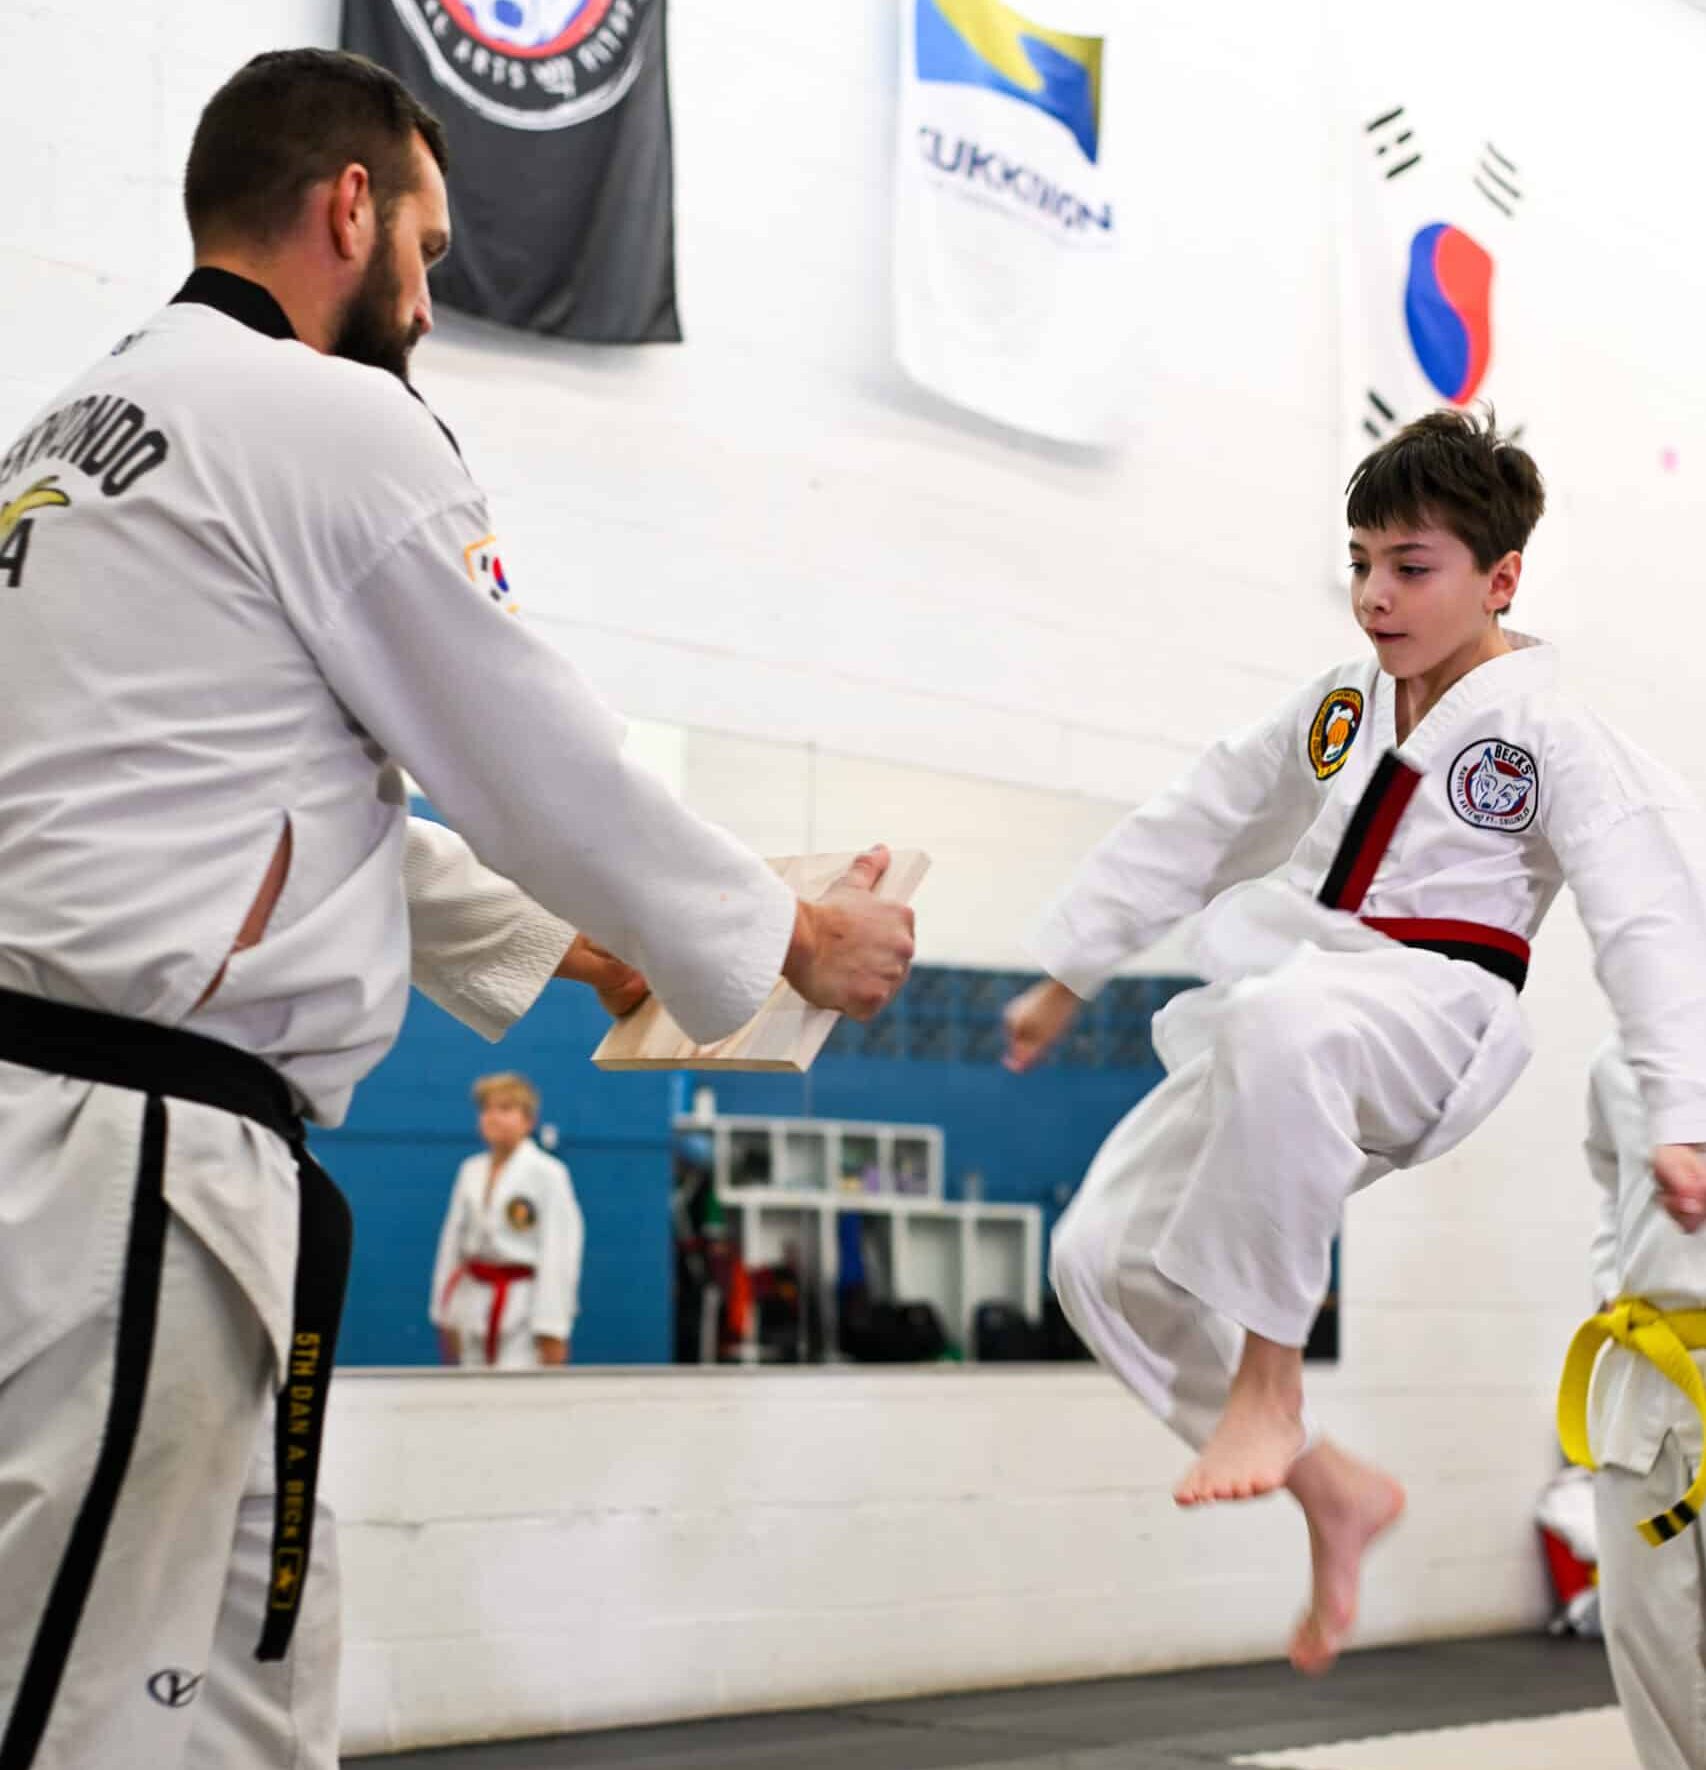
0;48;914;1770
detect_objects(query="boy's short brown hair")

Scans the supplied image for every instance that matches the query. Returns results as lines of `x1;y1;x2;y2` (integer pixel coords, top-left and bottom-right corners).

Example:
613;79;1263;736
472;1073;540;1118
1346;407;1545;569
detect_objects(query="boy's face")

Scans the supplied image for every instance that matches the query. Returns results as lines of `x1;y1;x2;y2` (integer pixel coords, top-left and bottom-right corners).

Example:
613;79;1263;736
479;1098;534;1155
1348;520;1519;680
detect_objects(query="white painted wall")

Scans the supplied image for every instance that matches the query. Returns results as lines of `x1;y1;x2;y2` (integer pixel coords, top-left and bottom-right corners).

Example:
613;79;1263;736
7;0;1706;1747
328;1359;1562;1756
7;4;1705;793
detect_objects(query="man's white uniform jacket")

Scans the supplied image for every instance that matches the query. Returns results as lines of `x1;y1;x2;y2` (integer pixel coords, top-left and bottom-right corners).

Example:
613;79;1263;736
0;271;795;1390
1034;635;1706;1154
430;1139;584;1364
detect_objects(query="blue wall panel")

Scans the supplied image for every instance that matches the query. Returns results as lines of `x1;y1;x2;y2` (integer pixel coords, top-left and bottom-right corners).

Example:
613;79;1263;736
313;985;678;1367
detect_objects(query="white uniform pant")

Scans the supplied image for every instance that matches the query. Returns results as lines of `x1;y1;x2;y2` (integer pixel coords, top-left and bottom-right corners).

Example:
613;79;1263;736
1051;943;1510;1443
1596;1435;1706;1770
0;1216;341;1770
448;1273;542;1369
185;1421;343;1770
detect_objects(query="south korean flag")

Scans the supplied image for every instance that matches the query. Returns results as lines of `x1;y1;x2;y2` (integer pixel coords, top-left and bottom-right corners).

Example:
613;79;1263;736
1342;97;1531;455
1332;5;1568;623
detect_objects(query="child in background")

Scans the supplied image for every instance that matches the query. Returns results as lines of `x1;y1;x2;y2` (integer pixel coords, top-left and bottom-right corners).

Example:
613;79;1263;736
431;1072;585;1368
1557;1039;1705;1770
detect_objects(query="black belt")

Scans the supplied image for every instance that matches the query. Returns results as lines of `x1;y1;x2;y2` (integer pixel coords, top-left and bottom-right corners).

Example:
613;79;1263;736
0;987;349;1726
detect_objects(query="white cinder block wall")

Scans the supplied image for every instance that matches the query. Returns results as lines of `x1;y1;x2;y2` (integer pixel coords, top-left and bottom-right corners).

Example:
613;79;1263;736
8;0;1706;1752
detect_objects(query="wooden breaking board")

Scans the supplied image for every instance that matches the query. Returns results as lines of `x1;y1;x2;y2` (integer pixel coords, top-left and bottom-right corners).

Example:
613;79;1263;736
591;850;930;1073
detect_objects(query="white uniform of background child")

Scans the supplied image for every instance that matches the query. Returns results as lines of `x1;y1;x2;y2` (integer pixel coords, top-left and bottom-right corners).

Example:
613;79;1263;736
432;1073;585;1368
1561;1041;1706;1770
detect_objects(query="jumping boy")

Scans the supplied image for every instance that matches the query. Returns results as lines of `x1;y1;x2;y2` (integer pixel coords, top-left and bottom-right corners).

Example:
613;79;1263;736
1004;410;1706;1674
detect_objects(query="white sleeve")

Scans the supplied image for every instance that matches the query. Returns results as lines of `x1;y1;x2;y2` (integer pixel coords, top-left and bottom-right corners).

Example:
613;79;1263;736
298;497;797;1044
1548;721;1706;1147
530;1159;584;1342
1030;685;1323;999
404;816;572;1041
428;1169;468;1329
1584;1041;1630;1306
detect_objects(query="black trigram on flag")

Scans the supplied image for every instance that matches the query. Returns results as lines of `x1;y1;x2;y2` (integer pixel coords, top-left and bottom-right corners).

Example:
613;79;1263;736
1346;100;1530;450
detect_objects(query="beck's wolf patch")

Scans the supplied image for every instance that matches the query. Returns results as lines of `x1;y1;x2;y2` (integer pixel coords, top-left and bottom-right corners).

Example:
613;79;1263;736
1448;738;1538;832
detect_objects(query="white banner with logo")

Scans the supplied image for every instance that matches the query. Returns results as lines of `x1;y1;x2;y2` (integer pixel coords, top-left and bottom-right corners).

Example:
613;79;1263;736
894;0;1132;446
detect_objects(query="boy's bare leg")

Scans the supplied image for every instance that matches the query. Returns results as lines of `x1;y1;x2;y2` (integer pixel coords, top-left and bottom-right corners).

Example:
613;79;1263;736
1284;1441;1407;1675
1174;1331;1308;1503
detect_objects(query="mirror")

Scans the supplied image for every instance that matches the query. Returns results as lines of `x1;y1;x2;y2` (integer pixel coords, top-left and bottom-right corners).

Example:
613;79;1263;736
322;722;1337;1369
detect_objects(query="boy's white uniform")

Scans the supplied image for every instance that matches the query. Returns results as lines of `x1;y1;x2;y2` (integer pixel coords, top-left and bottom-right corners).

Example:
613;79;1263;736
0;271;796;1770
1043;636;1706;1452
431;1138;585;1367
1574;1041;1706;1770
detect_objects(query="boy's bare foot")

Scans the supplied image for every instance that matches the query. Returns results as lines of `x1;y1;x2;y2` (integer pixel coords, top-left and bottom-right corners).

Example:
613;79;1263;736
1174;1397;1307;1504
1174;1331;1307;1505
1285;1441;1406;1676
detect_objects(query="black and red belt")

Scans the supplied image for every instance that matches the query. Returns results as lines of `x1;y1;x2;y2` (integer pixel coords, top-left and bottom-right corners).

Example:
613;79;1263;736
1318;751;1530;992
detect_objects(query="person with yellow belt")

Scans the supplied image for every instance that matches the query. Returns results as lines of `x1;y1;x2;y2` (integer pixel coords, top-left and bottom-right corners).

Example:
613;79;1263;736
1558;1038;1706;1770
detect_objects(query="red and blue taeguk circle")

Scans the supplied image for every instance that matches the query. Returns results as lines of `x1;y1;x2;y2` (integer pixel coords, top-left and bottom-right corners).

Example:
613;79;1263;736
1404;222;1494;405
439;0;615;59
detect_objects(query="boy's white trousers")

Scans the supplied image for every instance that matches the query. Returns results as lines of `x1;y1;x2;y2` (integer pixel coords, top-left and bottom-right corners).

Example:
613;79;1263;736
1051;885;1527;1443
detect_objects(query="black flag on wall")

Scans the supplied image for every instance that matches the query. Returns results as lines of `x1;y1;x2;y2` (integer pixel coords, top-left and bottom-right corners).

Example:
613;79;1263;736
340;0;680;343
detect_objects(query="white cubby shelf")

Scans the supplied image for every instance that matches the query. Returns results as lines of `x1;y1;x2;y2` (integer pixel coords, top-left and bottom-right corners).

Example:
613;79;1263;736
674;1114;1042;1362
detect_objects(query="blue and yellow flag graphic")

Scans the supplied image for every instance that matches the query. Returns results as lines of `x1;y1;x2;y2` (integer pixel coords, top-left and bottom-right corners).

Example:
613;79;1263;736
915;0;1103;163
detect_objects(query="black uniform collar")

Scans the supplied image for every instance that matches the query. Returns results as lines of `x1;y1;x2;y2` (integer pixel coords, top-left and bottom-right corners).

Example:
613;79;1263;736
170;266;467;467
171;268;297;341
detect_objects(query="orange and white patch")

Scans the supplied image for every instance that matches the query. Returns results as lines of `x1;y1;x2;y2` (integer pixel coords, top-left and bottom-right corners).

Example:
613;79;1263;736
1308;687;1364;780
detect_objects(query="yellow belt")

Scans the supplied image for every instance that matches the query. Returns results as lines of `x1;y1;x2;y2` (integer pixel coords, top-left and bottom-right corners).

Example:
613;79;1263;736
1557;1298;1706;1545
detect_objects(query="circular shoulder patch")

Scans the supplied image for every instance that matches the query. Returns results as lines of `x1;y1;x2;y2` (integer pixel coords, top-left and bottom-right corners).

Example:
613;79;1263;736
506;1195;538;1231
1308;687;1365;780
1448;739;1539;833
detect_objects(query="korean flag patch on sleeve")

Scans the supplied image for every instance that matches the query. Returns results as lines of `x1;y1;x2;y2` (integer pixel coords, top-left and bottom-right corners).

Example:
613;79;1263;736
463;533;518;614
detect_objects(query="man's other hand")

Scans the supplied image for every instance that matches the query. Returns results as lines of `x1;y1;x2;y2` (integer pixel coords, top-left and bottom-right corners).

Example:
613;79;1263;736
557;933;650;1019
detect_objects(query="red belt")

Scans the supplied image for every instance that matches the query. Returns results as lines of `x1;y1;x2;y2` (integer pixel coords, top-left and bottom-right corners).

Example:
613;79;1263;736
446;1261;535;1364
1321;754;1530;992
